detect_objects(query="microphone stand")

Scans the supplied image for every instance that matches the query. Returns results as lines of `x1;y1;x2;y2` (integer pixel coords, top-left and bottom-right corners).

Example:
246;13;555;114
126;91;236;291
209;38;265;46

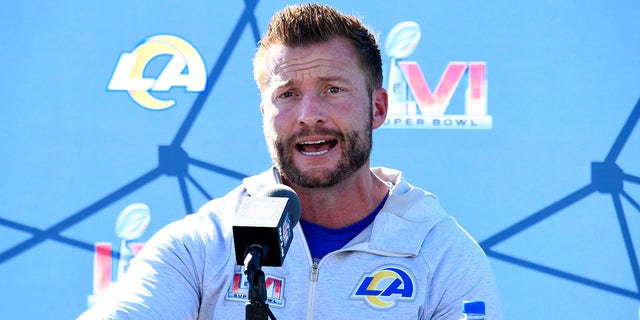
244;245;276;320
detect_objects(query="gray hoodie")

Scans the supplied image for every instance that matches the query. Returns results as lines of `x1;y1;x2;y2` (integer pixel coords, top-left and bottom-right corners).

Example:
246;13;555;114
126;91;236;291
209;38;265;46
78;167;502;319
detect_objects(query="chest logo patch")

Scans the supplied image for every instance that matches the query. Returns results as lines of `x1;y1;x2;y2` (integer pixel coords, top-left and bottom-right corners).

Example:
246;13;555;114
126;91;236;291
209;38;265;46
351;265;416;310
226;269;285;307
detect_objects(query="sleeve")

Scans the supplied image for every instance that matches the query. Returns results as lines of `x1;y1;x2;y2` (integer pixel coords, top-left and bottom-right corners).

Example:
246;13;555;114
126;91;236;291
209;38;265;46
77;220;206;320
424;218;503;320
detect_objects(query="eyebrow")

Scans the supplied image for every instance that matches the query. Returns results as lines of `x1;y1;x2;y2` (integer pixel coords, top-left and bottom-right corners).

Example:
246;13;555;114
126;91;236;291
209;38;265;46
318;75;345;82
271;79;294;91
271;74;352;90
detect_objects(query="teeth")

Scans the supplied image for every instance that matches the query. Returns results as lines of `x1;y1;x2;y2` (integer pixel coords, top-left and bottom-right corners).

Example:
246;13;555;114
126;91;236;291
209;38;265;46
301;149;329;156
298;140;331;156
300;140;327;145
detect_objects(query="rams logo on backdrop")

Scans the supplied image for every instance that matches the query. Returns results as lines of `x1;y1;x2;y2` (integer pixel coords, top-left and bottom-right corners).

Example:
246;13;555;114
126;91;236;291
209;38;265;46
108;34;206;110
351;266;416;310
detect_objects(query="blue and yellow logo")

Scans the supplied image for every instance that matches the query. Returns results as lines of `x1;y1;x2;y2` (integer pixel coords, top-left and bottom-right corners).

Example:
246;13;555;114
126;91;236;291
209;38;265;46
108;34;206;110
351;266;416;309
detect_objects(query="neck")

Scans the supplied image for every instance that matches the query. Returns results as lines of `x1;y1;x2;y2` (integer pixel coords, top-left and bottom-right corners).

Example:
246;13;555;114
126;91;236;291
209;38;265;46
284;166;389;229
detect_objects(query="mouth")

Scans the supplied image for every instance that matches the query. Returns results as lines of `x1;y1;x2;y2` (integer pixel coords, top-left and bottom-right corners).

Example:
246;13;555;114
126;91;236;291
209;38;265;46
296;139;338;156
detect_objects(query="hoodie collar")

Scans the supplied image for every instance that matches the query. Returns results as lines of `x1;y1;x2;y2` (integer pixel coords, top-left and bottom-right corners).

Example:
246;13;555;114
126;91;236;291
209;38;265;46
242;167;449;256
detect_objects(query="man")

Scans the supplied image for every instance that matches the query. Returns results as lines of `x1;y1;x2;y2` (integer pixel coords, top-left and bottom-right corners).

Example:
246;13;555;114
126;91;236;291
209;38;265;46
79;3;501;319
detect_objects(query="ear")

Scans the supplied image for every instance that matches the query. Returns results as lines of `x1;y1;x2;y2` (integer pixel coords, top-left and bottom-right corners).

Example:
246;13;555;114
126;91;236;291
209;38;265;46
371;88;388;129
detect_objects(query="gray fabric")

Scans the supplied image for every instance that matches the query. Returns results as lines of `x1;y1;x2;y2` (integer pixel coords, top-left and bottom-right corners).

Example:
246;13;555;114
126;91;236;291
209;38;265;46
78;167;502;319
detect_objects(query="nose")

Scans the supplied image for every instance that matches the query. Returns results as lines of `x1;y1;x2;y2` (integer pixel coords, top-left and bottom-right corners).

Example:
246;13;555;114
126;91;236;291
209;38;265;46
297;94;326;126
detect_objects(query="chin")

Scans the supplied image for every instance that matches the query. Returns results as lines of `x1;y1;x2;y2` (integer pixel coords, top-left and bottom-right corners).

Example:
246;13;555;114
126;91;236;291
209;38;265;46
288;166;353;189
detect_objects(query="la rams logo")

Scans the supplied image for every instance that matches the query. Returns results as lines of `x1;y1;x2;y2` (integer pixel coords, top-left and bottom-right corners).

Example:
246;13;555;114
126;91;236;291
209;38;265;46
351;265;416;310
108;34;206;110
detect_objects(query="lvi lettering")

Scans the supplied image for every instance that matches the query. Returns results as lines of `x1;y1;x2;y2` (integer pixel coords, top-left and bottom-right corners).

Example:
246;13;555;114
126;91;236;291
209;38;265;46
87;203;151;307
383;21;492;130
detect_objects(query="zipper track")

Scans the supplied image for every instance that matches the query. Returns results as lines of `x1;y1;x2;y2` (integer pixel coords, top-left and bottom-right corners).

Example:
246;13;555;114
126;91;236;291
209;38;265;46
306;261;319;320
299;227;414;319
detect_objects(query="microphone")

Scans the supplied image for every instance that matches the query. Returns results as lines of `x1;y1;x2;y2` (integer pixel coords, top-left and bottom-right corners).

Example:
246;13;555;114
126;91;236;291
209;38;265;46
232;185;302;267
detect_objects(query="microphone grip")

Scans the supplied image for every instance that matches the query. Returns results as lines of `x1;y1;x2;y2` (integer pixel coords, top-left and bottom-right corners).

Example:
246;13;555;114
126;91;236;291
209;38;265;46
244;244;265;273
244;245;270;320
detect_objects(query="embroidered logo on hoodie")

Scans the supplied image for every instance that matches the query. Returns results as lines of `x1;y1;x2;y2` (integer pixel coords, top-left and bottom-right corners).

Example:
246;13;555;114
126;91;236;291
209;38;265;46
226;269;285;307
351;265;416;309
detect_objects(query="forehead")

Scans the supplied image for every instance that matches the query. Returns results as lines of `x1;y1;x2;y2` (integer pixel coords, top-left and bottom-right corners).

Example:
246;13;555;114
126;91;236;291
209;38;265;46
264;37;363;85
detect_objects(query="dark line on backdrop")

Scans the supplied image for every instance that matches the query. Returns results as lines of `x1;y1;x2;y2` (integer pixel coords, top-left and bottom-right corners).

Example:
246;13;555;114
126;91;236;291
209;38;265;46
480;184;597;249
625;173;640;184
178;175;194;214
248;9;261;44
612;193;640;292
171;0;261;147
189;157;248;180
0;217;94;252
486;249;640;300
622;191;640;213
0;167;163;264
0;217;45;235
186;174;213;200
50;234;96;252
605;96;640;163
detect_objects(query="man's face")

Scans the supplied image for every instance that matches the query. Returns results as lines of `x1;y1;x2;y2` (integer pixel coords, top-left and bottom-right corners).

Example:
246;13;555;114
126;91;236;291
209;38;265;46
259;37;387;188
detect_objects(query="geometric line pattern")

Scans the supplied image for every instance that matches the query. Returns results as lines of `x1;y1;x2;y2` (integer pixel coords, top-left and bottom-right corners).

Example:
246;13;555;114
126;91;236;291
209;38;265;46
480;96;640;300
1;0;637;306
0;0;262;264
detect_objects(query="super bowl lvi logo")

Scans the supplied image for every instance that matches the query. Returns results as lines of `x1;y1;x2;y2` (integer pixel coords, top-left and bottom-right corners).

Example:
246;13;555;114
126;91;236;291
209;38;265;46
384;21;491;129
87;203;151;307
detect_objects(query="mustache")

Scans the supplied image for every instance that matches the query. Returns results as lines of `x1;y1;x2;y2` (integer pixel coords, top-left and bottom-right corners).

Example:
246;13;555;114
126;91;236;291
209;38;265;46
286;127;345;142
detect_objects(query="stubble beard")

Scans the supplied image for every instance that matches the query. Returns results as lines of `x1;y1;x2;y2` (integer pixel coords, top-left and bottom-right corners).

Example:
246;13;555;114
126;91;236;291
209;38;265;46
265;120;373;189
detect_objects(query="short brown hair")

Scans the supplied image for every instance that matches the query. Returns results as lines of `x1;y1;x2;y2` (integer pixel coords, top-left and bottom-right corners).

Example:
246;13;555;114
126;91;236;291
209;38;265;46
253;3;383;93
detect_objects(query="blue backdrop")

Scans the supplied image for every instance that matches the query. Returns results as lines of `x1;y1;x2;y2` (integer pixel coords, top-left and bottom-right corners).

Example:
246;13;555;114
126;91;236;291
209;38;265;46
1;1;639;318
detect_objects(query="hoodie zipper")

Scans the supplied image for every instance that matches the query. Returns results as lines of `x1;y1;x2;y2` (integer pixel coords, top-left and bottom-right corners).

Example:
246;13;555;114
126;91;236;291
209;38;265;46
310;261;320;282
300;223;414;319
299;222;320;320
306;261;320;320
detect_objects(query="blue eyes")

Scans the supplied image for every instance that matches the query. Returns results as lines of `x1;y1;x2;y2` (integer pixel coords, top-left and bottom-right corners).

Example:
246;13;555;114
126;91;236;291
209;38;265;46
278;87;343;100
280;92;295;99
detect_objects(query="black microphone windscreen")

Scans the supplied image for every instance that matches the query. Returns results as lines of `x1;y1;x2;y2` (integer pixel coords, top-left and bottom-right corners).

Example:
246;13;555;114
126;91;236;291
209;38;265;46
256;184;301;227
232;184;301;266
